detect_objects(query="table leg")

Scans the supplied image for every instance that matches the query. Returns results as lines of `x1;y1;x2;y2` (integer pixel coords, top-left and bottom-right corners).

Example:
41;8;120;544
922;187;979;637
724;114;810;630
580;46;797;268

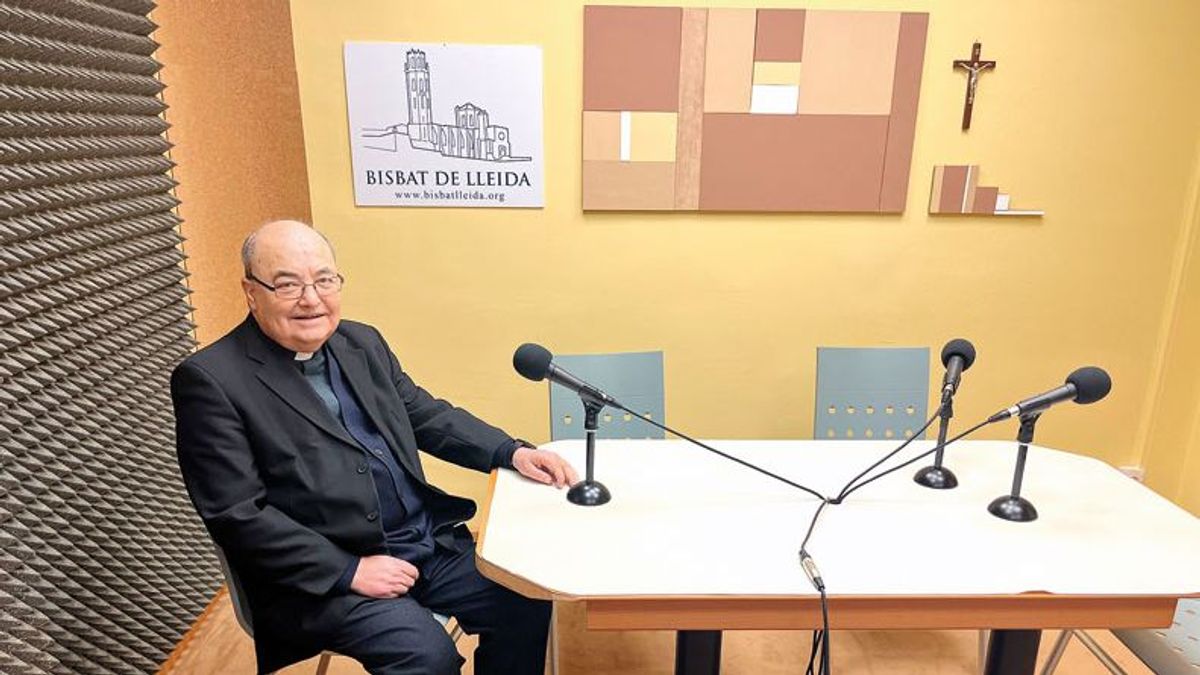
675;630;722;675
984;629;1042;675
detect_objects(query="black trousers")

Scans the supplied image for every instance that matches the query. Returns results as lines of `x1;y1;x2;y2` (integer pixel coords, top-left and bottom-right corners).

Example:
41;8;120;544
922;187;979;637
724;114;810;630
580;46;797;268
325;544;550;675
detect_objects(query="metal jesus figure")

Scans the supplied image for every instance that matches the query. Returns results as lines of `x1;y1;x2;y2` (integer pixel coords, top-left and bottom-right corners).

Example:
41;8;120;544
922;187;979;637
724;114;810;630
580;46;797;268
954;42;995;130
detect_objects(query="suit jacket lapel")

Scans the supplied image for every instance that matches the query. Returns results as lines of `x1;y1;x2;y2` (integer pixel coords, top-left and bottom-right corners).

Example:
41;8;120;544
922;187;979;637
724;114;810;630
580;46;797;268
242;319;360;449
326;332;423;476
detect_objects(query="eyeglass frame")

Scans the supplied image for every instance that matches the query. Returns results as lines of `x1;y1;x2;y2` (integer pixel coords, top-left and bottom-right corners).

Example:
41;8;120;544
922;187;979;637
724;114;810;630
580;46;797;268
246;273;345;299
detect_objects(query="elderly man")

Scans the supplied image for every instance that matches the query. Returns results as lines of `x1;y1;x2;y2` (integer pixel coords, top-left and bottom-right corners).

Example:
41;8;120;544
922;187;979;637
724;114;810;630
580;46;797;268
172;220;575;674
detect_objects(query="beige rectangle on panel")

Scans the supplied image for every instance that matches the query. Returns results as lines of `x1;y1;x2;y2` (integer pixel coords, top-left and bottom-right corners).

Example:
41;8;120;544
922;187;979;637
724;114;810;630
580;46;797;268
798;10;901;115
582;111;621;161
704;8;756;113
583;160;676;210
630;112;677;162
929;165;945;214
675;7;707;210
753;61;802;86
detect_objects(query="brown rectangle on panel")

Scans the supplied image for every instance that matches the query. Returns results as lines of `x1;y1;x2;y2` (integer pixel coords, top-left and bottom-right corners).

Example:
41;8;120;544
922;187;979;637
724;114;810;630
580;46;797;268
878;12;929;212
674;8;707;210
584;6;682;111
929;165;945;214
704;8;756;113
972;186;999;214
755;9;805;62
938;165;968;214
584;160;676;210
698;114;889;212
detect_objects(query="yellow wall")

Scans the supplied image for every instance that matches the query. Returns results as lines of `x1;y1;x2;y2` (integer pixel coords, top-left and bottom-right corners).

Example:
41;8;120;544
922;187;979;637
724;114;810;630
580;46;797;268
288;0;1200;514
1141;140;1200;513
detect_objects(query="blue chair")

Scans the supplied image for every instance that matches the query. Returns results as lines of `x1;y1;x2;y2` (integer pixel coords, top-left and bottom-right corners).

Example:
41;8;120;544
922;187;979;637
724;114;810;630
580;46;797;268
548;351;666;441
813;347;930;441
1041;599;1200;674
544;350;664;674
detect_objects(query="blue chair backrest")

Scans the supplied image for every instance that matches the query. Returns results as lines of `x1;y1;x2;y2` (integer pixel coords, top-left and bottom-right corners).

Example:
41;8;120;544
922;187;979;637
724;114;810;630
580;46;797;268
549;351;665;441
814;347;930;441
1115;598;1200;673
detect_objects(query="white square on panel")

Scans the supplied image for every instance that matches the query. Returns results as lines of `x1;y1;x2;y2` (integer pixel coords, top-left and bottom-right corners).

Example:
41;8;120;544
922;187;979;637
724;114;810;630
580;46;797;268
995;193;1011;211
750;85;799;115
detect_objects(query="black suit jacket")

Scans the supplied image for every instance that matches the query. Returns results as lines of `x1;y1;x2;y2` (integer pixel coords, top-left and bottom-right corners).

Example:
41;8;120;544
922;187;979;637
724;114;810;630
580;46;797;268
171;317;513;671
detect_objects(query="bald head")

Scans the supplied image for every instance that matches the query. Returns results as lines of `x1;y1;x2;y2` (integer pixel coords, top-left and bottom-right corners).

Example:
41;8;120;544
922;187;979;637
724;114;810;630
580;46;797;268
242;220;334;278
240;220;343;353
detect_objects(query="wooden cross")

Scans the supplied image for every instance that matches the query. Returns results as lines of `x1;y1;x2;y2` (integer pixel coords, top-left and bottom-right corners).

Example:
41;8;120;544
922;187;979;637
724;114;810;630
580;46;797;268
953;42;995;130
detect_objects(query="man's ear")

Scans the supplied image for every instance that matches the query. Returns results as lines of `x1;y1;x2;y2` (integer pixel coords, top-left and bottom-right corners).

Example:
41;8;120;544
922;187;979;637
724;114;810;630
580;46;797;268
241;278;257;311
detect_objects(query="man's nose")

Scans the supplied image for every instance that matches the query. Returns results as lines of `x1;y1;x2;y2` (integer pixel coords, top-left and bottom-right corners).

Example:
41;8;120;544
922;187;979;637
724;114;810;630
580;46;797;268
297;284;321;304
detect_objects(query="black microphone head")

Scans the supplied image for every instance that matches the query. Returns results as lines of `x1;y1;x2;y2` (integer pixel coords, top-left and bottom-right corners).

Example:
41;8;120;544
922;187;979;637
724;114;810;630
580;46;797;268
1066;366;1112;404
513;343;553;382
941;338;977;370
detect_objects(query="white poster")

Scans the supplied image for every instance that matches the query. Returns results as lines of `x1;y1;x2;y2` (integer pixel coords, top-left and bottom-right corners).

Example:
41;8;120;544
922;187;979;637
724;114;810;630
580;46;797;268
344;42;544;208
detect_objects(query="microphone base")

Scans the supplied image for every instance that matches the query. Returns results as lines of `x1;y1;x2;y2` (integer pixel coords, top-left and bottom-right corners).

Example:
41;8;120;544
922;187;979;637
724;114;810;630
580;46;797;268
567;480;611;506
988;495;1038;522
913;464;958;489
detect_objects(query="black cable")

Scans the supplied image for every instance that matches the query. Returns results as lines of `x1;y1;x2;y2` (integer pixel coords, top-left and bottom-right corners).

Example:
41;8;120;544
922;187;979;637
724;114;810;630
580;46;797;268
838;417;993;501
612;401;829;502
834;401;945;502
609;389;988;675
805;630;821;675
799;498;832;675
799;499;831;554
819;586;831;674
797;410;994;674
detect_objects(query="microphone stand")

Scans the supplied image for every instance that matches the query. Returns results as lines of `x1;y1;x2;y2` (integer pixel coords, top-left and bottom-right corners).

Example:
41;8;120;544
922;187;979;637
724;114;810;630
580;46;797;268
566;394;611;506
913;393;959;489
988;412;1041;522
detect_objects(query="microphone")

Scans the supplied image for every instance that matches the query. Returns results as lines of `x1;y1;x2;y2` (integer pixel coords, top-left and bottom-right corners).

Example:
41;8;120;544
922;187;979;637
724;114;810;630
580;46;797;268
940;338;977;398
987;366;1112;423
914;338;976;490
514;343;619;506
513;343;618;406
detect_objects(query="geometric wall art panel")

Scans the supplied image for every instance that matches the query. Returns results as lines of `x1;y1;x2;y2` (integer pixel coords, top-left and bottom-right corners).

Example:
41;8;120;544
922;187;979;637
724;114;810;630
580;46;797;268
929;165;1044;216
582;6;929;212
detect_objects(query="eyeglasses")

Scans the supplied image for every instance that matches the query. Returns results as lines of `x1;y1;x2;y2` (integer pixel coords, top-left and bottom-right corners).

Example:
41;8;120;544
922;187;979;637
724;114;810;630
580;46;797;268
247;273;344;300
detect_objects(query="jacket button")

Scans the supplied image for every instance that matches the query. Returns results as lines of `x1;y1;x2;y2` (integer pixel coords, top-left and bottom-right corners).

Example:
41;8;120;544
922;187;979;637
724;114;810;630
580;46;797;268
356;463;368;474
367;512;378;522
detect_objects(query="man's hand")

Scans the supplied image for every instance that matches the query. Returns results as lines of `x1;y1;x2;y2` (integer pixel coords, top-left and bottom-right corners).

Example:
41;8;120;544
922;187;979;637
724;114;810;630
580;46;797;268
513;446;579;488
350;555;419;598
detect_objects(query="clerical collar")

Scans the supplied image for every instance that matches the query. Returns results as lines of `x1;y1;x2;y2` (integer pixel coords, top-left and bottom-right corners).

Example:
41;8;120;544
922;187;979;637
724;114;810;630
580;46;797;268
293;346;329;376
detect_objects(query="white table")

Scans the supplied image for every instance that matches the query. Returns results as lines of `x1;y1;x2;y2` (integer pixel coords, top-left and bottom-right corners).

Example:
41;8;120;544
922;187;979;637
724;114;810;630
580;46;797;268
477;440;1200;674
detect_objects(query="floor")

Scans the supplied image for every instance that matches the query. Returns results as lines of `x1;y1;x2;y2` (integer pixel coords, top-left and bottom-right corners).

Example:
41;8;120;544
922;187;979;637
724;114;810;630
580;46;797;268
162;592;1154;674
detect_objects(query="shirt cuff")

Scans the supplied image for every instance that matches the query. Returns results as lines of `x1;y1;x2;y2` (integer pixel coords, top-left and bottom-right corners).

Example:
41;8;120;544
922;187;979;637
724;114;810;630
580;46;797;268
491;438;533;470
333;557;360;595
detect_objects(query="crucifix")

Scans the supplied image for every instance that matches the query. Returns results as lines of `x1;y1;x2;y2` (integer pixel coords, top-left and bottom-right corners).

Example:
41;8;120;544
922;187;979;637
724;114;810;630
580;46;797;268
953;42;995;130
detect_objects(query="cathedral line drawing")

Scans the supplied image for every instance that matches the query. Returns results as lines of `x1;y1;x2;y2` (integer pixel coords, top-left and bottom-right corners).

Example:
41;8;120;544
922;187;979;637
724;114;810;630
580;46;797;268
361;49;530;162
